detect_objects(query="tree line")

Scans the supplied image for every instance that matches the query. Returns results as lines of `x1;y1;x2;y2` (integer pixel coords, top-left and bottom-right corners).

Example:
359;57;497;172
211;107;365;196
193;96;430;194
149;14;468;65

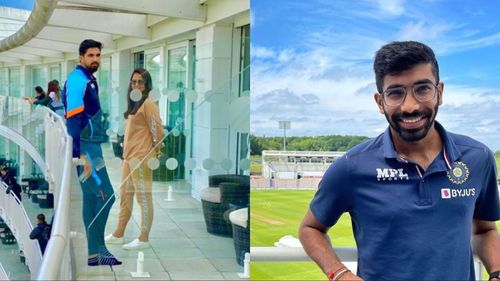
250;135;370;155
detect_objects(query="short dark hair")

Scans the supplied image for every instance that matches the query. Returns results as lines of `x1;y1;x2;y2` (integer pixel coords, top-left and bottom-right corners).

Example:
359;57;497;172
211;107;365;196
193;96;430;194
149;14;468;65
79;39;103;56
37;213;45;222
34;86;44;94
374;41;439;93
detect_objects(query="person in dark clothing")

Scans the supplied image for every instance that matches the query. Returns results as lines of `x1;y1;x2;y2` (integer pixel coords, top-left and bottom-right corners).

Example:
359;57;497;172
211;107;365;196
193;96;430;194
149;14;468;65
1;166;21;201
23;86;51;106
29;214;51;255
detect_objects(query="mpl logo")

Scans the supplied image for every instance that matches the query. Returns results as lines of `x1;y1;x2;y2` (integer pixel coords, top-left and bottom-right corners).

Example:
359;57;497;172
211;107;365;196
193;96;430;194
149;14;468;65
441;188;475;199
376;168;409;181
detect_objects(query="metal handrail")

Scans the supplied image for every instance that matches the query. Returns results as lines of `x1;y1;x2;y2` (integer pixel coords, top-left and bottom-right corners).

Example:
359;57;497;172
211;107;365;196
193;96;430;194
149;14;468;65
251;246;357;262
36;109;73;280
251;246;484;280
0;106;72;280
0;181;43;280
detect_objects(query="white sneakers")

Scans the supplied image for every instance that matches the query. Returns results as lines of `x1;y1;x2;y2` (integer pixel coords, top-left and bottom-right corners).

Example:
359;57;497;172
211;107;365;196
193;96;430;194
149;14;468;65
122;238;150;250
105;234;150;250
104;234;124;244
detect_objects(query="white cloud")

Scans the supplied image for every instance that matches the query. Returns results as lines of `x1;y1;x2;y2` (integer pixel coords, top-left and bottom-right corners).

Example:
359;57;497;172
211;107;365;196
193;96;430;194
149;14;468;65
250;1;500;150
396;21;452;42
454;32;500;50
277;48;295;63
251;45;275;59
477;126;496;134
251;42;500;149
376;0;405;16
441;84;500;106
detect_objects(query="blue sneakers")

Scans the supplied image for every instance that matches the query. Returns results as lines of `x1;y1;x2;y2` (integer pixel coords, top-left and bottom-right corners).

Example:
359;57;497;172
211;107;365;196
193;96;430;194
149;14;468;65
87;255;122;266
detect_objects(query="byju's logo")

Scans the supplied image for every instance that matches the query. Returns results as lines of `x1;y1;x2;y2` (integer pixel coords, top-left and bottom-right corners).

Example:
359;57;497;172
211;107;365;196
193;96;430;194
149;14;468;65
441;188;451;199
376;168;409;181
441;188;475;199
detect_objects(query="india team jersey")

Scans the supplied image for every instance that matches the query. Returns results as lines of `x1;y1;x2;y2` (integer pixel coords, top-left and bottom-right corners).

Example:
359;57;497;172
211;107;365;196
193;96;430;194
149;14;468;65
310;121;500;280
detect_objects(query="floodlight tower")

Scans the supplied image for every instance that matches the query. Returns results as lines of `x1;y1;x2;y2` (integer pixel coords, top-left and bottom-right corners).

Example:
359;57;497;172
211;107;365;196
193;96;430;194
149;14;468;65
278;121;291;151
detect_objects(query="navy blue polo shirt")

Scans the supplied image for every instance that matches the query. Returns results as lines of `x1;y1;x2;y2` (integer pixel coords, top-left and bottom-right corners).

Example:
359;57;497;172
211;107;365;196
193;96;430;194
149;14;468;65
310;121;500;281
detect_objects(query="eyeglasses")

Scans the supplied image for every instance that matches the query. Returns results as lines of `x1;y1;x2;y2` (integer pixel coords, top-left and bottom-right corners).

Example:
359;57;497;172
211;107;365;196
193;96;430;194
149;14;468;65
130;79;145;85
382;82;439;107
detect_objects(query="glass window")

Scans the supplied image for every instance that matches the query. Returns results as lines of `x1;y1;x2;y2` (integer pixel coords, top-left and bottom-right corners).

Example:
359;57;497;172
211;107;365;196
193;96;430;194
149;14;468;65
166;46;188;180
189;43;196;160
238;133;249;174
235;25;250;174
97;58;111;115
240;24;250;96
0;69;8;96
49;64;61;82
167;47;187;131
32;67;48;93
146;51;161;86
9;68;21;98
134;51;145;69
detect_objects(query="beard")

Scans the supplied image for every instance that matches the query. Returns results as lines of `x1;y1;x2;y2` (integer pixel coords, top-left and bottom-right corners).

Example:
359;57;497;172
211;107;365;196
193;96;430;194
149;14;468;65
85;62;99;74
384;102;439;142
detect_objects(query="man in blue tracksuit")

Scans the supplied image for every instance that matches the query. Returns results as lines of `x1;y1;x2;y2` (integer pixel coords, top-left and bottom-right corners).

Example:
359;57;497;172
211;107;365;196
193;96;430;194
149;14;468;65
64;39;121;266
299;41;500;281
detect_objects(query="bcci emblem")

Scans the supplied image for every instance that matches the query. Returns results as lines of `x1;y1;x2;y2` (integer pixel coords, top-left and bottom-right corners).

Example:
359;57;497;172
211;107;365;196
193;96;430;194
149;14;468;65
446;161;469;185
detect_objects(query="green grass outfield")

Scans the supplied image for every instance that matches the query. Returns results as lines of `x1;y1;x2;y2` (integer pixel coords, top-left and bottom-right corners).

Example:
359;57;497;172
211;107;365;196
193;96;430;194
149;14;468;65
251;189;355;280
251;189;500;280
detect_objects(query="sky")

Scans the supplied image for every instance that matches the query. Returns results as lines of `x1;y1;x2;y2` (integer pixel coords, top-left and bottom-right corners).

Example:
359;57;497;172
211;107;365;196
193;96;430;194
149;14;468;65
0;0;34;10
251;0;500;151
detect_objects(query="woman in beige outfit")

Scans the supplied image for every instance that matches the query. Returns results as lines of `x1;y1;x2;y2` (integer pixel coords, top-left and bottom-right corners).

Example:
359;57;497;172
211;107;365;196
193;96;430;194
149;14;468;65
105;68;164;250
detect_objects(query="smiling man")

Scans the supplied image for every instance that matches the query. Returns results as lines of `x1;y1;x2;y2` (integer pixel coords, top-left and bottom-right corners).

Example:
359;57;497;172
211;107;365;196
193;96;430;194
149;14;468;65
299;41;500;281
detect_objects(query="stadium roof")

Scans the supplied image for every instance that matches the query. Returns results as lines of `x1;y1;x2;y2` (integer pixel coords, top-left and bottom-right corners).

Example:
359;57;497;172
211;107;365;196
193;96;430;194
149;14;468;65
0;0;245;66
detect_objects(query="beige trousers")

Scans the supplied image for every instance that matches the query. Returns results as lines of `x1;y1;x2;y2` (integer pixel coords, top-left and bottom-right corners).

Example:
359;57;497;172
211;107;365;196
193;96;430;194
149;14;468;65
113;159;153;241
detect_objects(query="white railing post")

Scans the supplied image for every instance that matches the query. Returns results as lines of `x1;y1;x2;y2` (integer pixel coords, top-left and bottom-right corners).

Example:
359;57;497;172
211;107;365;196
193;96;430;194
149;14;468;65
0;182;43;280
36;109;73;280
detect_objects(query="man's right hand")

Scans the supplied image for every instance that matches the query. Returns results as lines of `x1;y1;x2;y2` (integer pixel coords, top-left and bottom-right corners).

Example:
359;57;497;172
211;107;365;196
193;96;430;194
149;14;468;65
80;154;92;180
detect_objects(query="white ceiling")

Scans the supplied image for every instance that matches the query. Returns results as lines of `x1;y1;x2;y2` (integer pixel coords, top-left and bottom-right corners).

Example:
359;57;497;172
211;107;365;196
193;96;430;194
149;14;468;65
0;0;207;66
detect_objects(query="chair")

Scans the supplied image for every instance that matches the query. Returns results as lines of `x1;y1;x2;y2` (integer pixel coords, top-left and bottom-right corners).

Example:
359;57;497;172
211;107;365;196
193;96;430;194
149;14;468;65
0;227;16;245
229;208;249;266
111;134;124;159
36;179;53;208
200;175;249;237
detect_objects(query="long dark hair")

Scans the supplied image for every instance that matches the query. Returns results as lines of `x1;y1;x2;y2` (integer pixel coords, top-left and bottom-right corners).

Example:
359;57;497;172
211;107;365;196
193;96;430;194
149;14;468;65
123;68;153;119
47;80;60;100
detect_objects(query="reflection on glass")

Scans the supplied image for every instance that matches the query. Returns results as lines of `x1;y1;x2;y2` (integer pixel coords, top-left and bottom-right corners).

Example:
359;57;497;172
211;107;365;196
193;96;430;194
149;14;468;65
31;67;48;92
9;68;21;98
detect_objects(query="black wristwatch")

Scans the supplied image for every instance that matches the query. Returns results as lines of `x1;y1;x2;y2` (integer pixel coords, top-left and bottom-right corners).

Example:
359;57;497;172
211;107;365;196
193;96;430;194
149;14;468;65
490;270;500;281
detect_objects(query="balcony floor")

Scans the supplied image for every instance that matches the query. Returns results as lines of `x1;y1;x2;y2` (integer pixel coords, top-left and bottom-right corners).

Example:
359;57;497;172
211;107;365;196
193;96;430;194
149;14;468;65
73;144;245;280
0;143;245;280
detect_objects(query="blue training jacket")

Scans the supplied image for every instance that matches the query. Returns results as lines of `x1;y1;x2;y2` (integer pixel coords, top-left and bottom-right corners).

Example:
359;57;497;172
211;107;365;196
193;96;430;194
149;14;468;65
63;65;101;157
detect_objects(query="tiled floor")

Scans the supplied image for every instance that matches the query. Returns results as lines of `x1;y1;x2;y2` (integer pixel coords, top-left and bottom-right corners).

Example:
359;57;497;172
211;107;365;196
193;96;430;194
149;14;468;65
0;143;246;280
0;242;30;280
74;144;246;280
